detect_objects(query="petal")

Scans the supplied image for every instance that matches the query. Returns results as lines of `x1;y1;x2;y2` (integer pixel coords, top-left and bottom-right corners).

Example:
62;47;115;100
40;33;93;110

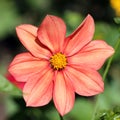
37;15;66;53
16;24;51;59
8;52;49;82
64;14;95;56
65;66;104;96
6;73;25;90
53;71;75;116
23;69;54;106
68;40;115;70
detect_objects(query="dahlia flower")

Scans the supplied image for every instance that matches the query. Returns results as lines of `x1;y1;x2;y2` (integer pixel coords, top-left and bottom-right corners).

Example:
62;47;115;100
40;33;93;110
8;14;114;115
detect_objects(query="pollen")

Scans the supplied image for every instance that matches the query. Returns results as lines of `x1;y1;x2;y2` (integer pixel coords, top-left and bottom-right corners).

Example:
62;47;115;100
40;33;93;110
50;53;67;70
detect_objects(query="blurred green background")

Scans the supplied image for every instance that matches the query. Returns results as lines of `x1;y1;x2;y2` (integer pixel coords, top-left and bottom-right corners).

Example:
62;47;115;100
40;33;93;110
0;0;120;120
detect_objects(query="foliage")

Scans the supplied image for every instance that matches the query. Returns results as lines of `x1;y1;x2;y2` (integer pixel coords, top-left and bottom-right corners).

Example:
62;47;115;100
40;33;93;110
0;74;21;96
95;106;120;120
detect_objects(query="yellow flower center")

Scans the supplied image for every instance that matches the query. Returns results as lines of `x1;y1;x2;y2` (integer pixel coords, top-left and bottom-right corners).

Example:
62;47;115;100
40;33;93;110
50;53;67;70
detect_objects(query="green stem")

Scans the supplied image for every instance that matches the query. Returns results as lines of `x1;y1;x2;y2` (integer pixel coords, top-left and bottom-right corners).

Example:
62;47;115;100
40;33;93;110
59;114;64;120
91;37;120;120
103;37;120;80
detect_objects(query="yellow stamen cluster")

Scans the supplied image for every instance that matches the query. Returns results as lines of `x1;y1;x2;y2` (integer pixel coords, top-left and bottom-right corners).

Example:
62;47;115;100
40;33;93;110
50;53;67;70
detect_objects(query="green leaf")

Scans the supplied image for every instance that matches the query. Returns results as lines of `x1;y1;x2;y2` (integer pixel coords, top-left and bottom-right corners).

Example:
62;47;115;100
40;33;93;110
0;74;22;96
95;106;120;120
114;17;120;24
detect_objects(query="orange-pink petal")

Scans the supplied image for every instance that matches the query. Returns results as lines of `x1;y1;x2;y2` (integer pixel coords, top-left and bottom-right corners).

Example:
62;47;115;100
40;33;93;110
8;52;49;82
6;73;25;90
37;15;66;53
53;71;75;116
65;66;104;96
16;24;51;59
23;69;54;106
64;14;95;56
68;40;114;70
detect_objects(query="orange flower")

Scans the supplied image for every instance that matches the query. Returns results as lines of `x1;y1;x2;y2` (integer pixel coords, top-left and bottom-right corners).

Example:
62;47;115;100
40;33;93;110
8;15;114;116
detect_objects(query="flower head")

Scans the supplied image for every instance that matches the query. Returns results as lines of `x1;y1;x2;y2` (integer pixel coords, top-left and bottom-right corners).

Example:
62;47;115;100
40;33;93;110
8;14;114;116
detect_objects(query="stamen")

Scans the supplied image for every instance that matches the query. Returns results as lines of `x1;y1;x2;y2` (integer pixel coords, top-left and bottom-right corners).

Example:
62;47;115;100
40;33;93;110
50;53;67;70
